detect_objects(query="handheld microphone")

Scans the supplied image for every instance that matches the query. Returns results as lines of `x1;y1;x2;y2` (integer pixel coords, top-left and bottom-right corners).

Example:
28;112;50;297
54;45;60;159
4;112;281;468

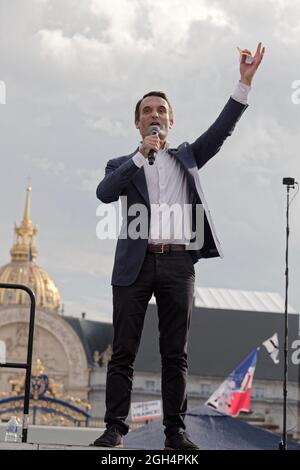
148;126;160;165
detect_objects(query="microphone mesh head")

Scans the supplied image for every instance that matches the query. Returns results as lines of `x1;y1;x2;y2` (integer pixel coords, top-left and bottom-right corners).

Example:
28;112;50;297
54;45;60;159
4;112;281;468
148;125;160;136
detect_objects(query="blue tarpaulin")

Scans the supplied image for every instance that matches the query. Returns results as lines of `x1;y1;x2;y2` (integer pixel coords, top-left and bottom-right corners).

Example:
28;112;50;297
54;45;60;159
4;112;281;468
124;405;300;450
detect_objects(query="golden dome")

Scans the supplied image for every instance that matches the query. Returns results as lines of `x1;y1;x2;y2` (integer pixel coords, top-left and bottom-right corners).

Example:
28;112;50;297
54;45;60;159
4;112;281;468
0;187;62;313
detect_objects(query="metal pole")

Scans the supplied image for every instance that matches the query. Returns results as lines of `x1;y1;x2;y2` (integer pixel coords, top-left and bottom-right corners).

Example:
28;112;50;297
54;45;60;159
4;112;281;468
279;182;292;450
22;285;36;443
0;283;36;443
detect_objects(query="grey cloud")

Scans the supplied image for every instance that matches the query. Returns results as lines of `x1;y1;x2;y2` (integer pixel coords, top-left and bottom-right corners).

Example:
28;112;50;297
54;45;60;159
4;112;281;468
0;0;299;320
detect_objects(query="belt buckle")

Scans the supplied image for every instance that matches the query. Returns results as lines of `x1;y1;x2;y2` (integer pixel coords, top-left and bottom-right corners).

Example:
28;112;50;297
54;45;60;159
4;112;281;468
157;243;165;254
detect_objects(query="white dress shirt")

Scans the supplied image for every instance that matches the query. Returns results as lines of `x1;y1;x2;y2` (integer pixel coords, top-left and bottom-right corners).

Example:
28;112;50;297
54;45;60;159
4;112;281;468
132;82;250;245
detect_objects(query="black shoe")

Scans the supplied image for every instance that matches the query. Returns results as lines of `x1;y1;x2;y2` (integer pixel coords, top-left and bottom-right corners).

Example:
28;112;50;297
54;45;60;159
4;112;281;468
91;427;124;447
164;430;199;450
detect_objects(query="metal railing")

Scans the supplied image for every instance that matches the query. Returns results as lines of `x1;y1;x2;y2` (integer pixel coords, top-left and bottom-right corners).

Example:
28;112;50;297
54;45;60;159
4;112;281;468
0;283;36;443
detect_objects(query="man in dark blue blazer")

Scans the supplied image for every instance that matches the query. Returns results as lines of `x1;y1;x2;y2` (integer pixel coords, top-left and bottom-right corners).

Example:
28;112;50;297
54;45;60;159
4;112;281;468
93;43;265;449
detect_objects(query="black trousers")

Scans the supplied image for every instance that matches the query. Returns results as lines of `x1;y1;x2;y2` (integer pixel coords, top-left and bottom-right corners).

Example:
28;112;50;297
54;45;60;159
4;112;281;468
104;251;195;436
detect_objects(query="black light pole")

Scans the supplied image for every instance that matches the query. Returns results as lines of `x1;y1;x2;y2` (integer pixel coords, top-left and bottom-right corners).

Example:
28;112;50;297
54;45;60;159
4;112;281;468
279;177;298;450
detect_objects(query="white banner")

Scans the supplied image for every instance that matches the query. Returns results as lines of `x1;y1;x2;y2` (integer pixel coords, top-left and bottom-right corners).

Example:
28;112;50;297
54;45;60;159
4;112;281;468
131;400;162;422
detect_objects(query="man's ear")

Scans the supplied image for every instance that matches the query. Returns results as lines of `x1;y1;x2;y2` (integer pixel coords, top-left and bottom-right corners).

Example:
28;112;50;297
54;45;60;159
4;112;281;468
135;120;140;130
169;118;174;129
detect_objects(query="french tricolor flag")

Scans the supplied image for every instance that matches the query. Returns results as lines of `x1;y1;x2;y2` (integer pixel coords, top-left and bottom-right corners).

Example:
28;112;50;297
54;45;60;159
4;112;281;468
205;349;258;417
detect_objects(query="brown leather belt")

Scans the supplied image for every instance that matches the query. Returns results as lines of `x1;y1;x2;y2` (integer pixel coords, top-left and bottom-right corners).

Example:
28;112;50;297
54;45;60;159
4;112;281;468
147;244;186;254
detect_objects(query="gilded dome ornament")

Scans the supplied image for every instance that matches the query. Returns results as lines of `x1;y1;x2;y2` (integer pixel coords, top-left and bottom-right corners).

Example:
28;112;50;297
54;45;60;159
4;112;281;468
0;186;62;313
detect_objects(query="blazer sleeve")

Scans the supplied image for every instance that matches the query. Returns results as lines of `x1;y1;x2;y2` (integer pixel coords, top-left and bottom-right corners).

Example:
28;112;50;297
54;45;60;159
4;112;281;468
96;156;141;203
190;97;248;170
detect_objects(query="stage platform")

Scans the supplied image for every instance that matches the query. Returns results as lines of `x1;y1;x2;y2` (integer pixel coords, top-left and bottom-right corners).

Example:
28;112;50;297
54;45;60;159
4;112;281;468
0;442;128;450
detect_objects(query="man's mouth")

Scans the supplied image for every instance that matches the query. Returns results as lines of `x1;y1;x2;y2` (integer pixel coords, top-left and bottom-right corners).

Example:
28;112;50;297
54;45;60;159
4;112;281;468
150;122;160;126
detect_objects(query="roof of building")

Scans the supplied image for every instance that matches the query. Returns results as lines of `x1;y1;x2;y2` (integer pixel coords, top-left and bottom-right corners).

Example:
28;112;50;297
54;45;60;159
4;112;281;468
134;303;299;382
194;287;297;314
150;287;297;314
64;286;300;382
64;316;113;366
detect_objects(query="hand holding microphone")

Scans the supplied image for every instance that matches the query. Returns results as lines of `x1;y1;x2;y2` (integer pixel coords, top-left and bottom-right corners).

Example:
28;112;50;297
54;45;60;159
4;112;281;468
139;126;161;165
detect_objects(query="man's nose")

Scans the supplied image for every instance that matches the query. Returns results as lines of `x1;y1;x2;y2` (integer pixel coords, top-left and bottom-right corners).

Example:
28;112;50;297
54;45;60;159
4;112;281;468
151;110;159;119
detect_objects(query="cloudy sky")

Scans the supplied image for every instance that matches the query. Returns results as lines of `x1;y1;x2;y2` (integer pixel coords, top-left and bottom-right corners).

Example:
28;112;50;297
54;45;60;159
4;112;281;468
0;0;299;322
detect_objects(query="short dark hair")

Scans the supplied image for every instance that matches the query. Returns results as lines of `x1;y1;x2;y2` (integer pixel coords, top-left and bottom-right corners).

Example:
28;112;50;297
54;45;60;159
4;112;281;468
135;91;173;122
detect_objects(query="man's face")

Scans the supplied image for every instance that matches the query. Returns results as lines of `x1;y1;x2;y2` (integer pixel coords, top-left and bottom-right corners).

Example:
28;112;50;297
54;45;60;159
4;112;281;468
135;96;173;140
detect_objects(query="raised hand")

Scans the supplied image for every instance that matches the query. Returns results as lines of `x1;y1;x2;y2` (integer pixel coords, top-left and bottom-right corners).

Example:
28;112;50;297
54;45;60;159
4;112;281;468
238;42;265;86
